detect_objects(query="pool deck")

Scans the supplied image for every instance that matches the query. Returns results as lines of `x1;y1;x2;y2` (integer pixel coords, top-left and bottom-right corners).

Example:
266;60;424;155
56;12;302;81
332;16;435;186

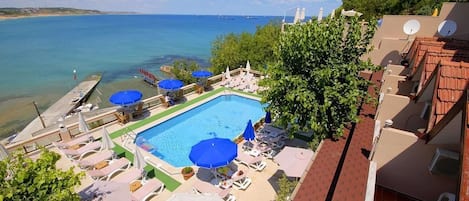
50;81;313;201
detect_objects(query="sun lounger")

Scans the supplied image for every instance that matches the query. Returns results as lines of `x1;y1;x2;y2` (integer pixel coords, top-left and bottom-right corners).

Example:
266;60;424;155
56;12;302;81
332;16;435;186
111;167;143;183
87;157;131;180
231;168;252;190
61;141;102;160
193;178;235;201
131;178;165;201
235;151;267;171
53;134;93;149
77;150;114;169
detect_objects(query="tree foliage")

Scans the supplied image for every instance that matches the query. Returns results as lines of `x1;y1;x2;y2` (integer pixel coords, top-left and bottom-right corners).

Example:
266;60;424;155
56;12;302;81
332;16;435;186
261;17;380;141
341;0;468;20
210;21;281;74
276;174;298;201
170;59;200;84
0;148;83;201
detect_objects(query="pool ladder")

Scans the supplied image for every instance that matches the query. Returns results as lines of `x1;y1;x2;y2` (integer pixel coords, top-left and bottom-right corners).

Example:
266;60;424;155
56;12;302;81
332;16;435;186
121;127;137;146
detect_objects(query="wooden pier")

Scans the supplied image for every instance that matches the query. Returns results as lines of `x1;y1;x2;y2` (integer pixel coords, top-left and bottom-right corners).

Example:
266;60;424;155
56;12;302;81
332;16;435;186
12;75;101;143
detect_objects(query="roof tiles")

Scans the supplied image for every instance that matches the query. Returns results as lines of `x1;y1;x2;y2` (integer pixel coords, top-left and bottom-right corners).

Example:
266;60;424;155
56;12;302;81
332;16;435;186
429;61;469;131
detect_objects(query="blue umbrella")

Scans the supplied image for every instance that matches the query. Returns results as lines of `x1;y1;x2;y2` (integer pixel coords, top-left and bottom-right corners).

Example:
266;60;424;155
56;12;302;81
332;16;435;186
158;79;184;91
191;70;213;78
109;90;143;106
189;138;237;168
243;120;255;141
265;112;272;124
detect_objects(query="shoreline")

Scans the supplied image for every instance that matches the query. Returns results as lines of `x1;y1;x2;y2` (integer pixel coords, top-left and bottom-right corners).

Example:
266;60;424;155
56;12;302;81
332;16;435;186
0;13;104;21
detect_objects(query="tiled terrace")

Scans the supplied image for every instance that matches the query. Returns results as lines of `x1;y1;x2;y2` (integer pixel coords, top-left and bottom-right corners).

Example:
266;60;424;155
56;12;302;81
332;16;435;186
49;80;313;201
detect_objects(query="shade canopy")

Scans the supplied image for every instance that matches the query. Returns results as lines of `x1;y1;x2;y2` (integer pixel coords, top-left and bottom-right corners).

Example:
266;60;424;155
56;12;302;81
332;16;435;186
274;146;314;178
192;70;213;78
243;120;255;141
158;79;184;91
265;112;272;124
189;138;237;168
101;127;115;150
109;90;143;106
133;144;146;171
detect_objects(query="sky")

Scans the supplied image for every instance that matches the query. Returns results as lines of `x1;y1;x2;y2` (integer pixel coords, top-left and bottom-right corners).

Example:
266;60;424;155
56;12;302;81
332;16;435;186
0;0;342;17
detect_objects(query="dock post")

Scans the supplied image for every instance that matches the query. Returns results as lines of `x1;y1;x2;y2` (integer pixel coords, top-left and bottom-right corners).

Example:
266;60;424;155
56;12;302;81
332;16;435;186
33;101;46;128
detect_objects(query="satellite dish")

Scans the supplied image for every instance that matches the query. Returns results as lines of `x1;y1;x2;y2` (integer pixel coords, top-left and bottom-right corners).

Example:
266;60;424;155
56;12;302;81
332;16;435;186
438;20;457;37
403;19;421;35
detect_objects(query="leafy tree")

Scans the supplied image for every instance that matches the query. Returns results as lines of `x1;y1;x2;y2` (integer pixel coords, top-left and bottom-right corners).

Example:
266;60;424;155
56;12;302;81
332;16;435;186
276;174;298;201
261;17;380;141
210;21;281;74
170;59;200;84
341;0;468;20
0;148;83;201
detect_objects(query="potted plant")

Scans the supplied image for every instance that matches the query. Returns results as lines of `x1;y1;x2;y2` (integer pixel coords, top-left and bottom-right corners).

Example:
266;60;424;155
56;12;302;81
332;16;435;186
181;166;194;180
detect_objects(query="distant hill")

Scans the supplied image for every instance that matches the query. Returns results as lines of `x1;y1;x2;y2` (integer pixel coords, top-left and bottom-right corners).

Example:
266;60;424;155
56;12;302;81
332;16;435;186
0;7;104;17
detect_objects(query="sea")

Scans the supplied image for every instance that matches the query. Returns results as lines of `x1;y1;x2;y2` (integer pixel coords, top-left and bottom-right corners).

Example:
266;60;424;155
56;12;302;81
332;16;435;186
0;14;281;138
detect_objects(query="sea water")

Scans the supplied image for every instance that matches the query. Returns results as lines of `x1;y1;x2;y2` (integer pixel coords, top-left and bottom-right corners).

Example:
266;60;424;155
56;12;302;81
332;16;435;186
0;15;280;137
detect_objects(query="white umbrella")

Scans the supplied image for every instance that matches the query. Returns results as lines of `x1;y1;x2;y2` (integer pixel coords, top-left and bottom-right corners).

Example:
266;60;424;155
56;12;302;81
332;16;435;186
101;127;115;150
300;8;306;22
0;143;10;161
318;7;323;22
225;67;231;79
78;112;89;133
293;7;300;23
134;144;146;171
274;146;314;178
246;60;251;74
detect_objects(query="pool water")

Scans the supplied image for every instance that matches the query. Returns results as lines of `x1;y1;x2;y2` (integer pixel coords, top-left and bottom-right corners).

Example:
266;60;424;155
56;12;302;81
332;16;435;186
136;95;265;167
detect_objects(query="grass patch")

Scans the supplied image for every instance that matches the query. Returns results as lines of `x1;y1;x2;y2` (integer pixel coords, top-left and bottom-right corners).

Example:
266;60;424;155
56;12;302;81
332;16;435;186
112;144;181;191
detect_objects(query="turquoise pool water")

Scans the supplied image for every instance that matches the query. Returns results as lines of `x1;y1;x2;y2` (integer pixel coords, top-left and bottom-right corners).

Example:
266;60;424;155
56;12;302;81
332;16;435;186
136;95;265;167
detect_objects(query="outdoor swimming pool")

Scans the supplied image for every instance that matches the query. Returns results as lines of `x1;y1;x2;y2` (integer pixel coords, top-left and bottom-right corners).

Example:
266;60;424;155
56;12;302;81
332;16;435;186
136;94;265;167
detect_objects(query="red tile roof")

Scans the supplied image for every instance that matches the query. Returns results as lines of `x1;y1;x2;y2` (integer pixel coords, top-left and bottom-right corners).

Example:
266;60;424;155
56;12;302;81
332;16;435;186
418;50;469;89
294;71;382;201
428;61;469;131
407;37;469;75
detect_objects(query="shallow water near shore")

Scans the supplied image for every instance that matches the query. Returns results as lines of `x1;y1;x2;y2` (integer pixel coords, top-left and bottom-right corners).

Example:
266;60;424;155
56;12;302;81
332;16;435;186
0;14;280;139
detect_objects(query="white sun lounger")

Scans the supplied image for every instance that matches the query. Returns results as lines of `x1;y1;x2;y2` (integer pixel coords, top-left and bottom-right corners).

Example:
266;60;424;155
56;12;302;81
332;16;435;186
231;167;252;190
235;152;267;171
61;141;102;160
53;134;93;149
87;157;131;180
111;167;143;183
131;178;165;201
193;178;235;201
77;150;114;169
